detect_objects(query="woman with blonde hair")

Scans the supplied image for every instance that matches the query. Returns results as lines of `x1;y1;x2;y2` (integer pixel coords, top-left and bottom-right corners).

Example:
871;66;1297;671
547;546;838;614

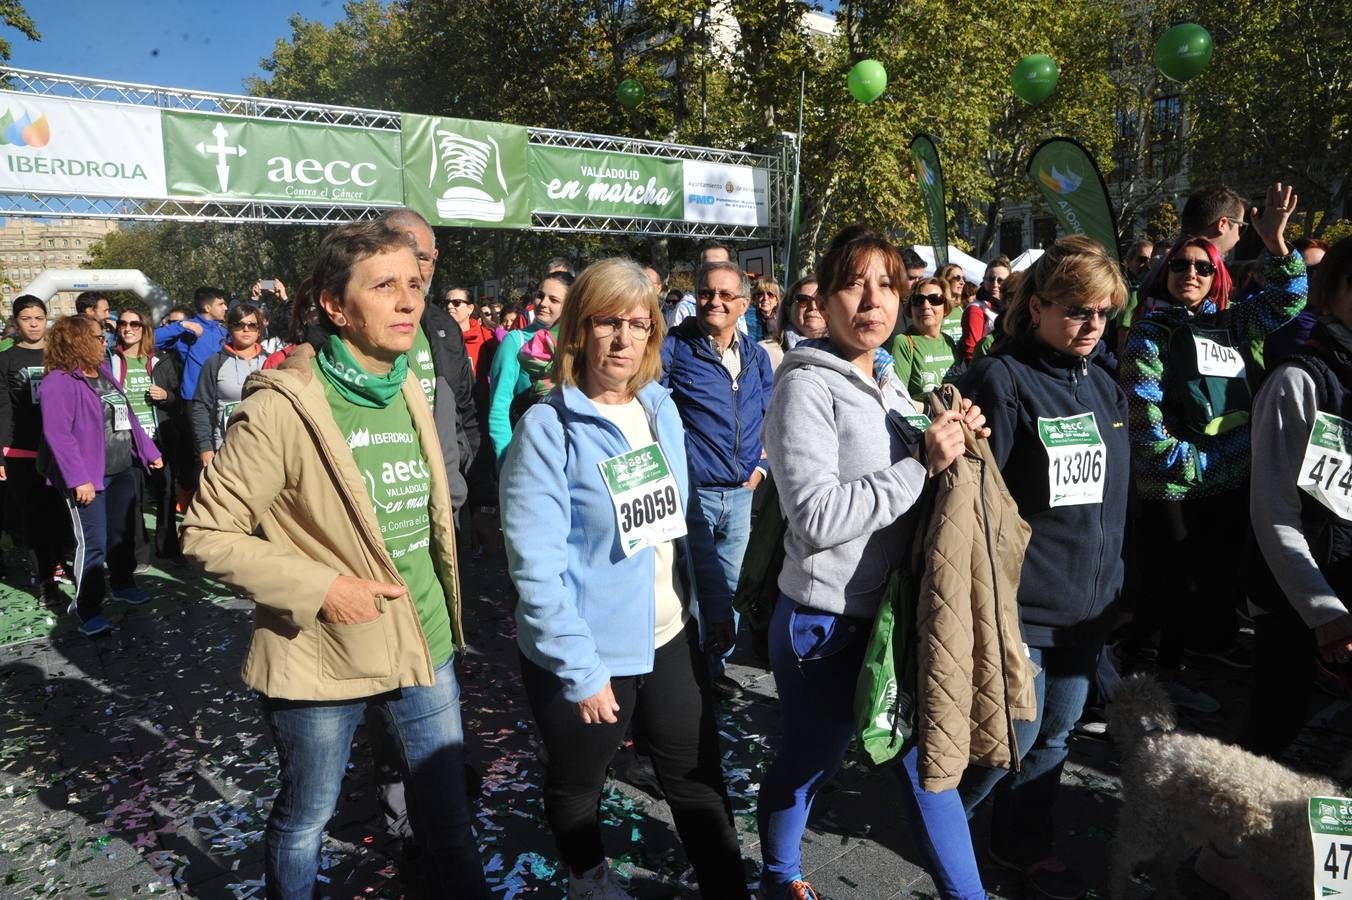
500;258;747;898
890;276;960;402
749;275;781;343
956;235;1130;897
937;263;967;341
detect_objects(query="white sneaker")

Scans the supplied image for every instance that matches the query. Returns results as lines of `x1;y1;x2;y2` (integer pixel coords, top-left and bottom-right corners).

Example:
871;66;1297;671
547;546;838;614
568;861;633;900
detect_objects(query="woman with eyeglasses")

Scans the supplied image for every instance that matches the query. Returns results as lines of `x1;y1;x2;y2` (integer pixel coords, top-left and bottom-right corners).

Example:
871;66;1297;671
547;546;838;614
40;316;163;636
0;296;71;600
779;276;827;351
111;306;183;561
192;302;267;469
937;264;968;342
891;277;961;402
1118;183;1308;711
955;236;1130;898
749;276;781;343
500;258;748;898
487;272;573;469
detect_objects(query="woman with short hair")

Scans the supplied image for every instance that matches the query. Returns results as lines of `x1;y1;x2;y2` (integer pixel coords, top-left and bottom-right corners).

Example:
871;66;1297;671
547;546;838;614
749;276;781;342
956;235;1130;897
40;316;163;636
181;220;489;899
501;258;748;899
778;276;827;351
890;276;960;402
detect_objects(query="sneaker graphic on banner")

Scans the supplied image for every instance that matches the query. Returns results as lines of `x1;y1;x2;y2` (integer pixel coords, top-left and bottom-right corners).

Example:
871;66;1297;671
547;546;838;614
432;130;507;222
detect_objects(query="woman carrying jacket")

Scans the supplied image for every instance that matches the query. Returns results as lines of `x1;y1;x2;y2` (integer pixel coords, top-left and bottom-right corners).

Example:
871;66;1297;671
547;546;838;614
111;306;182;561
1119;183;1307;700
40;316;163;637
181;221;489;899
487;272;573;468
757;226;988;900
192;302;266;468
500;258;747;899
0;295;69;599
956;236;1130;899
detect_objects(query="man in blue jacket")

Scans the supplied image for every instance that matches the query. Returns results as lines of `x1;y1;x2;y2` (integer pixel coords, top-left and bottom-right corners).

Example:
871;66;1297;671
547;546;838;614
154;286;227;402
661;259;775;700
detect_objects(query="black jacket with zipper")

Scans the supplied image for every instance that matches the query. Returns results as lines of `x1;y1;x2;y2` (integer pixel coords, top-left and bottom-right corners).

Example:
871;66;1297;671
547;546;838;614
959;336;1130;647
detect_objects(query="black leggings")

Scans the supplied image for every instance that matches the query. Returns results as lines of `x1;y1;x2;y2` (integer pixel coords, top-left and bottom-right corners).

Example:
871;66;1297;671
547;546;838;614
5;456;69;579
519;623;747;898
1241;607;1317;757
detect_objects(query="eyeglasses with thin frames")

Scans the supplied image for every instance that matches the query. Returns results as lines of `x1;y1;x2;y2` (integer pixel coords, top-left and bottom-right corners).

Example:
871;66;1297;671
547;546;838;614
697;289;745;303
589;316;655;340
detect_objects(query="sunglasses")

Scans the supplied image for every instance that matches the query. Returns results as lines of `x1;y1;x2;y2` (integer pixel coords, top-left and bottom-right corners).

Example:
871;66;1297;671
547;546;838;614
1168;259;1218;277
447;299;474;307
117;321;144;330
909;293;946;306
232;321;261;331
1044;299;1117;324
793;293;822;307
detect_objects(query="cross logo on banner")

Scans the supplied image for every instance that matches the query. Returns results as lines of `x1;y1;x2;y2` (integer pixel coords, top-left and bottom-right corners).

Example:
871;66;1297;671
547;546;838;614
194;122;247;192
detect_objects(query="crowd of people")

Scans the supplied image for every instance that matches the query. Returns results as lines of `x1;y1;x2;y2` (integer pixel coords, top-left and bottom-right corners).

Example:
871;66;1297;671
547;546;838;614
0;183;1347;899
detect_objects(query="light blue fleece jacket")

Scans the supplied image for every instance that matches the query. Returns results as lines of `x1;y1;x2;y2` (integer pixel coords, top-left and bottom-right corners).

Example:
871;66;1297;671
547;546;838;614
500;381;708;702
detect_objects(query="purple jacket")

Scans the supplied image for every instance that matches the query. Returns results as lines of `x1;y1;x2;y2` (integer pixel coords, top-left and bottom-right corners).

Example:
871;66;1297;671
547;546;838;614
38;364;162;490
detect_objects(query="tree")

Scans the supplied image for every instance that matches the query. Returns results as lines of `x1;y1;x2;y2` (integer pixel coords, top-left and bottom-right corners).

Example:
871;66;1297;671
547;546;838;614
1144;200;1179;243
0;1;38;62
1186;0;1352;238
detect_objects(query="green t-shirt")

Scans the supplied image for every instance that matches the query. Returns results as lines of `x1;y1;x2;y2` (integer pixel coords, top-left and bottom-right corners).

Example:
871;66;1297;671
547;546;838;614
891;332;959;402
941;307;964;344
409;326;437;409
121;355;158;433
317;361;452;666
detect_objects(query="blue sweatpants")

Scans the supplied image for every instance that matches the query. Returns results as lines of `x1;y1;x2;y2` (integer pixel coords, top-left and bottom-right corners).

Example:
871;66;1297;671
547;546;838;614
756;594;985;899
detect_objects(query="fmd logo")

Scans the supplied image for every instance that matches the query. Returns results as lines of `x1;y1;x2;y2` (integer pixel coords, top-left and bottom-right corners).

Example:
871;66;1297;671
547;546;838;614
0;108;50;148
687;194;715;205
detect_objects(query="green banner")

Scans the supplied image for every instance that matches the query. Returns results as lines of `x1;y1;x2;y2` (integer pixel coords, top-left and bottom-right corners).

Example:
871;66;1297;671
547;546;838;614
909;134;948;267
401;114;530;228
162;110;403;205
1026;138;1121;263
530;146;683;220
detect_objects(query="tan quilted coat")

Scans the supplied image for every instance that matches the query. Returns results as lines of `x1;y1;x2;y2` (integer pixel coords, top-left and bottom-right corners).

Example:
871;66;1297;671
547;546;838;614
915;386;1036;792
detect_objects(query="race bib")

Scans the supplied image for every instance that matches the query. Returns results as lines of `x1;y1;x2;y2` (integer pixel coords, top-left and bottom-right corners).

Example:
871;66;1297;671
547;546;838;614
1038;413;1106;507
1298;412;1352;521
1193;335;1246;378
102;392;131;432
25;366;43;404
1311;797;1352;896
597;442;687;557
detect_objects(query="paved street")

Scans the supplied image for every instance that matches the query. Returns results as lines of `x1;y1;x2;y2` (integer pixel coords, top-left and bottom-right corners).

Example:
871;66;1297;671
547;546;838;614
0;546;1348;898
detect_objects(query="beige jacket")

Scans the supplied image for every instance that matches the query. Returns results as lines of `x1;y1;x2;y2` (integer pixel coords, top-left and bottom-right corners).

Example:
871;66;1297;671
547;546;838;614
182;345;463;701
916;386;1036;791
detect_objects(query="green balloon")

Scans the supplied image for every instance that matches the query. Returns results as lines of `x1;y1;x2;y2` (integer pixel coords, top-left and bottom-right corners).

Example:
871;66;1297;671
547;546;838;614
1011;54;1059;105
1155;23;1213;82
847;59;888;104
617;78;645;108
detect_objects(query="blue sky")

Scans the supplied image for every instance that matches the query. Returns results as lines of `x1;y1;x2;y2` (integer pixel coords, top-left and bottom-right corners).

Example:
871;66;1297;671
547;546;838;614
4;0;347;95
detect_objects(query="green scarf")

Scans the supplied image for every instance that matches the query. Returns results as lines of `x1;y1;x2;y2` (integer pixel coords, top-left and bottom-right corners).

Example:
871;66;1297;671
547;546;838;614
316;334;408;409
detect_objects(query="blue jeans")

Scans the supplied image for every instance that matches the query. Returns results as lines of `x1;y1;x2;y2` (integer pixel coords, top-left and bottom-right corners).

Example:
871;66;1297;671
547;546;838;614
260;658;488;900
958;641;1100;864
687;485;754;673
757;595;985;899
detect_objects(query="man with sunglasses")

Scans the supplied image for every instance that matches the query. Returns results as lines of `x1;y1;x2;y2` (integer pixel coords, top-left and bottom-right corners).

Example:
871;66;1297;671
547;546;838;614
661;260;775;701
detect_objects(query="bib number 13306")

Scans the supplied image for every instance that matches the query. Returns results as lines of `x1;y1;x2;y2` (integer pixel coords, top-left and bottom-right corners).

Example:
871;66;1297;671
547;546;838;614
1038;413;1106;508
598;443;687;557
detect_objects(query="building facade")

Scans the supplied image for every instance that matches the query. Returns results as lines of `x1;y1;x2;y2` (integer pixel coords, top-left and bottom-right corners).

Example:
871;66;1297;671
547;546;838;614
0;218;119;318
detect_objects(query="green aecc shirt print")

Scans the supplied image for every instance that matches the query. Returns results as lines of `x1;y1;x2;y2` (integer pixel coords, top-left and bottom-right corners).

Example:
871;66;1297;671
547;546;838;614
319;363;453;665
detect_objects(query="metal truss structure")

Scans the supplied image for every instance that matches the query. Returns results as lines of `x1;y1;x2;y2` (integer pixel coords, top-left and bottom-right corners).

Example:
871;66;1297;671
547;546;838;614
0;68;796;244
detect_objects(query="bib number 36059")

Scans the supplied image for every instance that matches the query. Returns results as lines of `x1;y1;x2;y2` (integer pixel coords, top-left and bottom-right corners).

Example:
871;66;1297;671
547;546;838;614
1038;413;1106;508
1299;412;1352;522
1311;797;1352;896
597;442;687;557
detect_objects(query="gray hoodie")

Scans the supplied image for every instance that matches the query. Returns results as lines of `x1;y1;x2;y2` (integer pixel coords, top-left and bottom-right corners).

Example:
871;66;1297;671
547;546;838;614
763;344;928;617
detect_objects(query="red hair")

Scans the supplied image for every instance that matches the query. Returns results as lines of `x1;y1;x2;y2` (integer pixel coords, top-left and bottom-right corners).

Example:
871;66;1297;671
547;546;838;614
1148;236;1233;310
